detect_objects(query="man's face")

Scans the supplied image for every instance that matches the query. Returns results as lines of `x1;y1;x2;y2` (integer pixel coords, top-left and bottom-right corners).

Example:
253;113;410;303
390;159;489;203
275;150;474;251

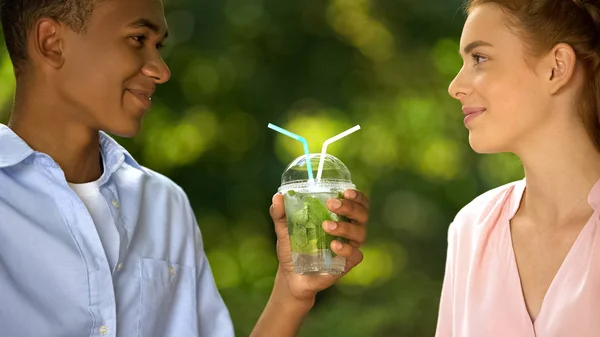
56;0;171;137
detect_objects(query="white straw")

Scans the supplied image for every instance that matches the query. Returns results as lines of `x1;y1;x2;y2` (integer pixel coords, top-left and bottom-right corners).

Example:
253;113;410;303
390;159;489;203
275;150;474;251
316;125;361;181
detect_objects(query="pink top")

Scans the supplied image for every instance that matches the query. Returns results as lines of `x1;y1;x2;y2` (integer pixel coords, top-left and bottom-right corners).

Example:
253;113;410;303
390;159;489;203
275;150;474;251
435;179;600;337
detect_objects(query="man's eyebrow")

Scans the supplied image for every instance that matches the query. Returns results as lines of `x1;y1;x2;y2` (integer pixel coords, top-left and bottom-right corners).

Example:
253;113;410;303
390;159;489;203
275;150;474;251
461;40;493;54
127;18;169;39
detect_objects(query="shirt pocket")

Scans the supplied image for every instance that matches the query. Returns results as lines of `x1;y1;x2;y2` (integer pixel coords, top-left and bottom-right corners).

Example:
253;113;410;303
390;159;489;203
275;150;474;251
138;258;198;337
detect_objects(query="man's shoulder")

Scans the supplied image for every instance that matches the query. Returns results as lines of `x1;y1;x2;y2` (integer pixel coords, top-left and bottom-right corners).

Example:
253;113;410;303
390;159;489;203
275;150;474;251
101;132;190;205
134;164;189;204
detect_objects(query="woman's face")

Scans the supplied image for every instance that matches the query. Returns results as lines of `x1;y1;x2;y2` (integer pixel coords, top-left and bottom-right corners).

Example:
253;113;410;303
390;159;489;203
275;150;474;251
448;3;553;154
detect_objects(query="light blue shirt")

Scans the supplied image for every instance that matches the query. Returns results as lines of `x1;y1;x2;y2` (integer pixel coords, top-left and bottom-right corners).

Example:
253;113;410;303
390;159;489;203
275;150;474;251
0;124;234;337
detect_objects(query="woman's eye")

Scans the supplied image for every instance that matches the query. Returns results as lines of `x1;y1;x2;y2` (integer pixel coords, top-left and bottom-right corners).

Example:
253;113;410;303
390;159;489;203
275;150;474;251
471;54;488;65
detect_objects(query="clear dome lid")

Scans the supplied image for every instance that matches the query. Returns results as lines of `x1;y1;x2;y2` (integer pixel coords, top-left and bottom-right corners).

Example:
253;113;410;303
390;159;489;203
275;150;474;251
279;154;355;193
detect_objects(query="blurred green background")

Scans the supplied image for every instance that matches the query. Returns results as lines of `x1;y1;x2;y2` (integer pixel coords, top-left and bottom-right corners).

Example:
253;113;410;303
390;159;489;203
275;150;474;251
0;0;524;335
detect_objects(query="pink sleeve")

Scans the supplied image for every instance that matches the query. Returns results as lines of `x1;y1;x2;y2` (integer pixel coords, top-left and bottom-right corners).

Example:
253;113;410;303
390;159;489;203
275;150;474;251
435;222;456;337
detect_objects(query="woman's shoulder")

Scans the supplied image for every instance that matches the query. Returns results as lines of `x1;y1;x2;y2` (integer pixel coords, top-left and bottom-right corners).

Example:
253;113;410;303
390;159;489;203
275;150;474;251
449;179;525;239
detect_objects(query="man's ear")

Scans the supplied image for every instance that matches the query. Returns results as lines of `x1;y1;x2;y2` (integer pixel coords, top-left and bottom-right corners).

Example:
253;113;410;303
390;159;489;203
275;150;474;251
31;18;65;69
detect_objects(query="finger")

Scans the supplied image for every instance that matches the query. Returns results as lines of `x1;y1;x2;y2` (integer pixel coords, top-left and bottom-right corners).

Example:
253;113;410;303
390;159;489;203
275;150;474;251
270;193;288;238
330;239;354;257
345;247;364;270
326;198;369;224
270;193;285;221
343;189;370;210
322;220;366;245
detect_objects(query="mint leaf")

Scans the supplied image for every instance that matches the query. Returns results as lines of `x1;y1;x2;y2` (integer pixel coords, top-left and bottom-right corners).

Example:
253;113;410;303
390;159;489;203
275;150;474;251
305;196;333;225
288;193;346;256
290;205;309;226
293;224;308;246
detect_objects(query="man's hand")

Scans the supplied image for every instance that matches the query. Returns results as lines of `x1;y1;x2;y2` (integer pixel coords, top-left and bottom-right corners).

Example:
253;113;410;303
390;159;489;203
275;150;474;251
270;189;369;303
250;189;369;337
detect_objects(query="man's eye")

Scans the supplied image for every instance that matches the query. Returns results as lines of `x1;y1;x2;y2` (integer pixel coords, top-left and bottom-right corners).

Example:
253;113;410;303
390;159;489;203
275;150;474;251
131;36;147;44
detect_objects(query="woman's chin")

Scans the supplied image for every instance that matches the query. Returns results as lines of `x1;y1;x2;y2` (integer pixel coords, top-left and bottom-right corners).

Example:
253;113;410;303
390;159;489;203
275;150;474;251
468;132;504;154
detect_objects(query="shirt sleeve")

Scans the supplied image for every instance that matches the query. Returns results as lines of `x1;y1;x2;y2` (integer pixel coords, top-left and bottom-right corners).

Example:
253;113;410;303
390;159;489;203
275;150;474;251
189;205;235;337
435;222;456;337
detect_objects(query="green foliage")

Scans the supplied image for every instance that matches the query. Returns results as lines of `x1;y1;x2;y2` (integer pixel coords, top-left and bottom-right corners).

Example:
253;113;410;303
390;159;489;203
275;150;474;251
288;193;337;253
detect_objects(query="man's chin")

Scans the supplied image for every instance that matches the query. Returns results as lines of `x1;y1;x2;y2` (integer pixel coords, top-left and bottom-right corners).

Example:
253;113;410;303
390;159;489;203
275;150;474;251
102;119;143;138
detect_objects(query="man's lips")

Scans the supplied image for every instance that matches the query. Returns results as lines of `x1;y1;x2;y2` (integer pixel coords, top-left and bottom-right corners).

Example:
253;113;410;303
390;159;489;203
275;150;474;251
127;89;152;110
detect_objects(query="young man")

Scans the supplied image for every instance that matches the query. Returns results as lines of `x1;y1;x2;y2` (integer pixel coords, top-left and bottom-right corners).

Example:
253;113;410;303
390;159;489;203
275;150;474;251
0;0;370;336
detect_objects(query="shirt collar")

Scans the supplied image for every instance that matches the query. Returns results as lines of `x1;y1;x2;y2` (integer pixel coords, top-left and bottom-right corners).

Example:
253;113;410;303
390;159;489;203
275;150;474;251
0;123;145;176
98;131;145;176
0;124;34;168
514;177;600;214
507;178;526;219
587;178;600;212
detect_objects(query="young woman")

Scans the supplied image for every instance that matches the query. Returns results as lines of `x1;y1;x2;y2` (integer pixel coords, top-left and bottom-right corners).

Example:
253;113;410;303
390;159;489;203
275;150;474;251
437;1;600;336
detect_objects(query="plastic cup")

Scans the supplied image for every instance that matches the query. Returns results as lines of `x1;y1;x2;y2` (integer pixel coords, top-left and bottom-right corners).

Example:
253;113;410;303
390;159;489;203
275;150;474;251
278;153;355;275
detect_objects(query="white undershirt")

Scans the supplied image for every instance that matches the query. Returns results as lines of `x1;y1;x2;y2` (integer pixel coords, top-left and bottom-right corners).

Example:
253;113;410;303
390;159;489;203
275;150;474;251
68;179;119;270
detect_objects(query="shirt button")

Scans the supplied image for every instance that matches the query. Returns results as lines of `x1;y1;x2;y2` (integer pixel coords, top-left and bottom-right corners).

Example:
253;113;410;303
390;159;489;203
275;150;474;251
111;200;119;208
99;325;109;335
169;266;175;276
116;262;123;271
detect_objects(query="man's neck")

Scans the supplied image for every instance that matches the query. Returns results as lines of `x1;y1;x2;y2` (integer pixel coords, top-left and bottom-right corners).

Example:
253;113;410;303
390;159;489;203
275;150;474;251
8;86;103;183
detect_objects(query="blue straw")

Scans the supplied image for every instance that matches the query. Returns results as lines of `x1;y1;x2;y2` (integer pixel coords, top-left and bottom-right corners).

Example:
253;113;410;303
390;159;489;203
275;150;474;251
268;123;314;181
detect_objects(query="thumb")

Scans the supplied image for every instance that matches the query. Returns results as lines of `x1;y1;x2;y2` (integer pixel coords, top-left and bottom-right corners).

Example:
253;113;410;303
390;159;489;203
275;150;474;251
270;193;288;239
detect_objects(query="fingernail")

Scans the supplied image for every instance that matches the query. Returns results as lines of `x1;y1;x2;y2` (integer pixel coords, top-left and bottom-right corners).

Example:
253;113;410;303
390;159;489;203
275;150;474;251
326;221;337;230
272;193;279;203
329;199;342;209
332;241;343;250
345;190;356;199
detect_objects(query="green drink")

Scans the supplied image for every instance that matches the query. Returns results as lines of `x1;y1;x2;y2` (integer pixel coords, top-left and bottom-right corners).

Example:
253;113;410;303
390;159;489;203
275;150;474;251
279;154;355;275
